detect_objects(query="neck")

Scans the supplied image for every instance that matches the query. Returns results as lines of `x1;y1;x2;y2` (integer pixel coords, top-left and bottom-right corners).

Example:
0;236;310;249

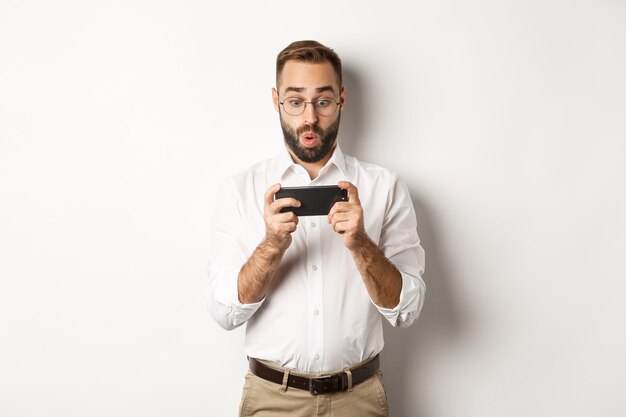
287;144;336;180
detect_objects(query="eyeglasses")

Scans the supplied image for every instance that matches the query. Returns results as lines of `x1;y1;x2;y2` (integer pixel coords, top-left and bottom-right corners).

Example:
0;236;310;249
279;96;341;117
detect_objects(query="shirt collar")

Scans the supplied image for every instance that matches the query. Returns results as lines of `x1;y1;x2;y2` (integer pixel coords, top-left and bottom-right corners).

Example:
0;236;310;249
276;145;296;179
324;144;348;177
276;144;348;180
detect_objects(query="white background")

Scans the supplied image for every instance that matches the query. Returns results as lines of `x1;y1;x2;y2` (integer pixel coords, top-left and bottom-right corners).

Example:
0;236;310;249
1;1;625;416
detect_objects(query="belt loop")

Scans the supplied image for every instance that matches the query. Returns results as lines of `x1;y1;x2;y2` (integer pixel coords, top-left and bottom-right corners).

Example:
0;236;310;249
280;369;290;392
345;369;353;392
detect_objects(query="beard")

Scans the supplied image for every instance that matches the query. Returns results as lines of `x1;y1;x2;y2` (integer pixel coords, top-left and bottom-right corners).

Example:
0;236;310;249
280;114;341;163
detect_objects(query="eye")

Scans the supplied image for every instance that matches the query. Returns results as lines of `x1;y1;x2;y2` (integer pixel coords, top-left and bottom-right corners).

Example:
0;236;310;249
287;98;304;107
316;98;332;107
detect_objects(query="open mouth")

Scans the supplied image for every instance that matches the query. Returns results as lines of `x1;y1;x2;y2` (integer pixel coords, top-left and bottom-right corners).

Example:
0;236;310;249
301;132;319;147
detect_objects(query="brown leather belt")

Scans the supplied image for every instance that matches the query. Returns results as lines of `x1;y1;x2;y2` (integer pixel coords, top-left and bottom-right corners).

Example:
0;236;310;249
248;355;379;395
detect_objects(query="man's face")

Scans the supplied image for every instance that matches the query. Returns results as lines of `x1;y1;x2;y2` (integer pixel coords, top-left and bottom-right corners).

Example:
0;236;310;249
273;61;345;163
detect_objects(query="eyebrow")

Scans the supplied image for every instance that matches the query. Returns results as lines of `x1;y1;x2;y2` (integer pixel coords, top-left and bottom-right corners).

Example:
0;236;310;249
315;85;336;94
283;85;336;95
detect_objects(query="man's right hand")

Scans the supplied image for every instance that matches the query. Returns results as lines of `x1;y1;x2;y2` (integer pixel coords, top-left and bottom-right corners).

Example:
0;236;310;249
263;183;300;252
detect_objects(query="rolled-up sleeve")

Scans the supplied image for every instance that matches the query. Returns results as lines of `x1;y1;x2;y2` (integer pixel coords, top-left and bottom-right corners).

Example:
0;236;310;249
206;178;264;330
374;175;426;327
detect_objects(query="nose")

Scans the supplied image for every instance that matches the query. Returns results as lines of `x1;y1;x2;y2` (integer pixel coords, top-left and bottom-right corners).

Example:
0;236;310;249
303;102;318;125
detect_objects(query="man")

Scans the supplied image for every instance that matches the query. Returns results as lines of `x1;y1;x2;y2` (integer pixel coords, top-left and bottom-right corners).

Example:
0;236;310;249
207;40;425;417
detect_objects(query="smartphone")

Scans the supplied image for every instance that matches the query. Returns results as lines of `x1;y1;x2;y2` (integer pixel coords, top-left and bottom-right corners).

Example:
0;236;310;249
274;185;348;216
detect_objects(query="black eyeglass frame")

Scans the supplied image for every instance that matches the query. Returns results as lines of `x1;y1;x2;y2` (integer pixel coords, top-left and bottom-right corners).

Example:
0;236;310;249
278;96;342;116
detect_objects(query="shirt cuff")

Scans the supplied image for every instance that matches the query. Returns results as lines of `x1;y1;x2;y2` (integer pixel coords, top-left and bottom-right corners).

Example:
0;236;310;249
212;269;265;327
372;267;424;327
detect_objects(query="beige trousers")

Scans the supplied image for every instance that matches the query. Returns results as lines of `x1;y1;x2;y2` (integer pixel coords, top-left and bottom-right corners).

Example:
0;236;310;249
239;368;390;417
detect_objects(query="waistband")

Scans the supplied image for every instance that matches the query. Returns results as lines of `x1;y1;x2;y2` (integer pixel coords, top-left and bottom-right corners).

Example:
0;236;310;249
248;355;380;395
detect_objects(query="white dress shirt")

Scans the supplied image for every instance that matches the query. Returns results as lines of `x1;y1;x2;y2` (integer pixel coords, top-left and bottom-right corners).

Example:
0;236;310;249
207;145;425;374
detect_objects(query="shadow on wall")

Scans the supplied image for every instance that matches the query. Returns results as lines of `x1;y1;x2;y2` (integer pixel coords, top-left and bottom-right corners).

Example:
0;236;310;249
342;64;467;416
383;192;465;417
337;66;368;156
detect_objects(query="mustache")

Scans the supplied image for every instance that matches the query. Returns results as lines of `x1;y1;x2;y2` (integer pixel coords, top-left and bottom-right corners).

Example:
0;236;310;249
297;124;323;136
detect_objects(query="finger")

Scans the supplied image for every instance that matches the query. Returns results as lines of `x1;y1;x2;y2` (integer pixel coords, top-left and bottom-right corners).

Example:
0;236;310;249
274;211;299;225
267;214;298;236
327;201;351;223
331;219;349;234
272;221;298;235
271;197;301;213
264;183;282;208
332;214;357;231
283;221;298;233
329;211;351;227
333;213;354;223
338;181;360;204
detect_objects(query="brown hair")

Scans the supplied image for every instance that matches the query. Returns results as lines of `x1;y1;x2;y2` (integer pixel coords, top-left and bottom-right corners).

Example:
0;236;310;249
276;40;342;89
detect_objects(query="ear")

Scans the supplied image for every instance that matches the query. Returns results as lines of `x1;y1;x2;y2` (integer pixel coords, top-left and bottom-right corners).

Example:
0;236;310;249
272;87;280;112
340;86;346;108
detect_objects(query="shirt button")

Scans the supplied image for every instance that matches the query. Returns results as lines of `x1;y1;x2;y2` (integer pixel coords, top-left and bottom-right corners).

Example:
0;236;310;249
314;354;320;360
312;265;318;271
313;309;319;316
311;222;316;228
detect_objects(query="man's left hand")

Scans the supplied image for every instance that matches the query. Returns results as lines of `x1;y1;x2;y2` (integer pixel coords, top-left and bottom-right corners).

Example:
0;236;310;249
328;181;369;250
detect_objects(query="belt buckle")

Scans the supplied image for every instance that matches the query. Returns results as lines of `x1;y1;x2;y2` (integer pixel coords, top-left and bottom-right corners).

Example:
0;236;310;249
309;376;339;395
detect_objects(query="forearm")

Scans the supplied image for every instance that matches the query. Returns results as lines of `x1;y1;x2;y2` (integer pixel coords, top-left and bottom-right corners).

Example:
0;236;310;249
237;239;285;304
350;235;402;309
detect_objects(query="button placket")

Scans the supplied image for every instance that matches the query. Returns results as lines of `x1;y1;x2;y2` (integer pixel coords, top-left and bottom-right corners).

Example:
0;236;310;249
306;216;324;370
